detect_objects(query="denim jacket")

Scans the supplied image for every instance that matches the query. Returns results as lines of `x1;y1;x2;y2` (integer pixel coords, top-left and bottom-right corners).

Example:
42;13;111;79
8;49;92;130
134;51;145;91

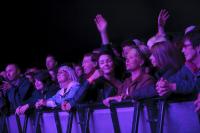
46;81;80;107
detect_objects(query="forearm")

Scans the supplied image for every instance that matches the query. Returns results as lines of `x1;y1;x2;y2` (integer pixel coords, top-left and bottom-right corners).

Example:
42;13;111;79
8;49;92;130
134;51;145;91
100;30;109;45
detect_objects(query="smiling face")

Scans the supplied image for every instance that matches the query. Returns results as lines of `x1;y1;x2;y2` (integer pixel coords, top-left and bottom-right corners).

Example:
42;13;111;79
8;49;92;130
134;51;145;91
82;56;96;75
126;48;144;72
98;54;114;75
182;39;198;62
34;79;44;90
57;69;69;83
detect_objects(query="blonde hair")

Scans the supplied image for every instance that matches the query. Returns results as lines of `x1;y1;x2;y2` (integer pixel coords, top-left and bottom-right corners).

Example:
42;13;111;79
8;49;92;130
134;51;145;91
58;65;78;82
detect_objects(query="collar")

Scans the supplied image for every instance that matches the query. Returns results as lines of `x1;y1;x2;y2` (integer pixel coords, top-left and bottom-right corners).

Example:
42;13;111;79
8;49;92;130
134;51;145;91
58;81;79;96
185;61;199;73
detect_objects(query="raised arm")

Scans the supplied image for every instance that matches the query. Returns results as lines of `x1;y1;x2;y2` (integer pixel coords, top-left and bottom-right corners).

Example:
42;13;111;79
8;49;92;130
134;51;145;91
94;14;109;45
157;9;170;36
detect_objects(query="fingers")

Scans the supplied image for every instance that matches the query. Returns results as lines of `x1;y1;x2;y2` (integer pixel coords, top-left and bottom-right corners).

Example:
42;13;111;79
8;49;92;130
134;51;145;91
156;86;170;96
103;98;110;107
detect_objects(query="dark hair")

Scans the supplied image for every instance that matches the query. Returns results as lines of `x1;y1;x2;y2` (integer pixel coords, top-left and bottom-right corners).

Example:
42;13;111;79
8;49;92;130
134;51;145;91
83;53;99;62
121;40;136;48
184;28;200;48
34;71;52;85
151;41;182;70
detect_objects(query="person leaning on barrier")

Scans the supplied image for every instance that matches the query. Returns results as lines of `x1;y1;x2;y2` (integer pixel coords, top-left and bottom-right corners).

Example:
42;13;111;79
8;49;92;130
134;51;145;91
34;65;80;111
2;64;34;112
15;71;59;115
103;45;155;107
155;29;200;112
63;52;122;111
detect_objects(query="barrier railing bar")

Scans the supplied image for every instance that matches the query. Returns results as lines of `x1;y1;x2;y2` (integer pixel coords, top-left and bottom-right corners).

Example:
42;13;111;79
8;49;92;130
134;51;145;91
54;111;62;133
110;105;121;133
22;114;28;133
132;102;141;133
34;112;41;133
156;100;166;133
66;111;73;133
15;115;22;133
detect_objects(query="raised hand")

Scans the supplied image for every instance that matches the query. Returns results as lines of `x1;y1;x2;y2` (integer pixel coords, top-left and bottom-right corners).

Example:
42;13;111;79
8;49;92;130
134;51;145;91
158;9;170;28
88;69;103;83
94;14;108;33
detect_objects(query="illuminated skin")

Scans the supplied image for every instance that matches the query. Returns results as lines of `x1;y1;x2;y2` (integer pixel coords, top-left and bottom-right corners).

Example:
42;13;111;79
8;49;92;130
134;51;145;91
182;39;198;62
82;56;96;75
57;69;69;84
126;48;143;72
98;54;114;75
122;46;133;58
34;79;44;91
6;64;20;81
150;54;158;67
74;66;83;77
46;56;57;70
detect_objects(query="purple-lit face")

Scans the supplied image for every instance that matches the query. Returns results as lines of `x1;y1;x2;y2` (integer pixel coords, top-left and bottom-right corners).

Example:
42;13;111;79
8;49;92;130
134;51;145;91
57;69;68;83
126;49;143;71
46;56;57;70
5;65;19;81
122;46;133;58
34;79;44;90
82;56;96;75
182;39;198;62
74;66;83;77
150;54;158;67
98;54;114;75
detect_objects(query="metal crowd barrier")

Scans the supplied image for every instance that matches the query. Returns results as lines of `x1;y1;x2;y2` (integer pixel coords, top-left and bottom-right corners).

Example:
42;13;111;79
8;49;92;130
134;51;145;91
2;98;200;133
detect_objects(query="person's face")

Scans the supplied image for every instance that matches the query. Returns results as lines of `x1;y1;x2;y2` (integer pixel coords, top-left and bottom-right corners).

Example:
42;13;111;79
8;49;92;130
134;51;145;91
98;54;114;75
6;65;19;81
126;49;143;71
82;56;96;75
46;56;57;70
34;79;44;90
182;39;198;62
122;46;132;58
150;54;158;67
57;69;68;83
74;66;83;77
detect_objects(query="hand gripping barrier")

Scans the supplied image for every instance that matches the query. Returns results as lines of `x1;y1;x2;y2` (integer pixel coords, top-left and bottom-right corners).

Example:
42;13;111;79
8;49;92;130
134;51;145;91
2;98;200;133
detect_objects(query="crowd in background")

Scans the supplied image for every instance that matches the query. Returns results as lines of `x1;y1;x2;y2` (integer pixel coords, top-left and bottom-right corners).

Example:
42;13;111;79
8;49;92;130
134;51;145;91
0;9;199;132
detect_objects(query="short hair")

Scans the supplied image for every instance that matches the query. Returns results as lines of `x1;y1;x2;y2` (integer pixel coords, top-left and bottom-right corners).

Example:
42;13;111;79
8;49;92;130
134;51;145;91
83;53;99;62
121;40;136;48
184;28;200;48
34;71;52;85
6;64;20;71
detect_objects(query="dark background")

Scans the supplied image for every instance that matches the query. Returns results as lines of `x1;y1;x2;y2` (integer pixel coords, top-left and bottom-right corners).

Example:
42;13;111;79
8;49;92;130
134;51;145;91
1;0;200;72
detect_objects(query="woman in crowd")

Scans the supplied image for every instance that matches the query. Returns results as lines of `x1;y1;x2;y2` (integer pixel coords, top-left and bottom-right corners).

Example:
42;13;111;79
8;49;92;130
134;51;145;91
15;71;59;115
103;45;155;106
35;65;80;110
